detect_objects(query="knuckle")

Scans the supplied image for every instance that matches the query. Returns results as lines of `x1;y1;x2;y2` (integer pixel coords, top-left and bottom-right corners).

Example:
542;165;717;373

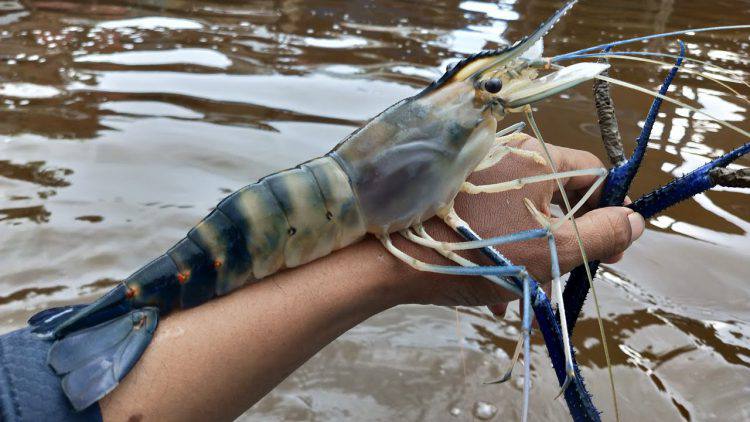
582;150;604;168
557;147;602;173
518;134;541;150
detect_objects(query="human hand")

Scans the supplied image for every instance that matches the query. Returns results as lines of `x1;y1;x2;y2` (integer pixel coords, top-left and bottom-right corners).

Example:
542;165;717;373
387;134;645;308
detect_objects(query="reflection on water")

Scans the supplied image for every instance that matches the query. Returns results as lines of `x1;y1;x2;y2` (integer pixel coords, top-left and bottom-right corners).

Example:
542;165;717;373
1;0;749;420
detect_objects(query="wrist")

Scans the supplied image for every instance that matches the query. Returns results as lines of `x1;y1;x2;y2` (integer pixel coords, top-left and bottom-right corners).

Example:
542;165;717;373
350;237;420;308
354;218;490;307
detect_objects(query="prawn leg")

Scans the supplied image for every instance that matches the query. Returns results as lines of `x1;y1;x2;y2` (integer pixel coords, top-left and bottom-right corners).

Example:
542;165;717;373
379;234;527;278
475;132;547;172
438;209;550;422
446;161;605;398
388;183;601;420
379;233;535;422
446;215;599;421
406;224;528;385
462;168;606;195
403;224;521;295
484;331;524;384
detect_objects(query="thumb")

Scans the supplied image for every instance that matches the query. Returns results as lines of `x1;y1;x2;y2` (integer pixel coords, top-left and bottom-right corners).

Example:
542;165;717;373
551;207;645;274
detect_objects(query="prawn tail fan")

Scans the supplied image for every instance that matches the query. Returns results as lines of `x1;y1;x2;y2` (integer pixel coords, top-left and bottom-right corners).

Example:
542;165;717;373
28;284;160;410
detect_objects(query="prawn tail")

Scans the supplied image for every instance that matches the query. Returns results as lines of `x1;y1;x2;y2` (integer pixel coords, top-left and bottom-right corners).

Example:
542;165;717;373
29;283;134;339
28;282;163;410
27;304;89;335
47;307;159;411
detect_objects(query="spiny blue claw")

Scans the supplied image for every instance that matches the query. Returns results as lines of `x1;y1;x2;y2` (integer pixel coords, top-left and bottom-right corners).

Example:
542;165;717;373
630;141;750;219
562;40;687;338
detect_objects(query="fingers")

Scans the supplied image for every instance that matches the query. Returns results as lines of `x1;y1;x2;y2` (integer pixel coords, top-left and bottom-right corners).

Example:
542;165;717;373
552;207;645;274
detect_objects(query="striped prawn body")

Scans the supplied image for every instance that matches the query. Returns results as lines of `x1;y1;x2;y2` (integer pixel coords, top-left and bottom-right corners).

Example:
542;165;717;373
29;155;370;410
128;155;366;313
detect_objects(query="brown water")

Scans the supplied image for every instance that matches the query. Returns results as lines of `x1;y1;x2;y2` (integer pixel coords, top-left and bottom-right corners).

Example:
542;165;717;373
1;0;749;420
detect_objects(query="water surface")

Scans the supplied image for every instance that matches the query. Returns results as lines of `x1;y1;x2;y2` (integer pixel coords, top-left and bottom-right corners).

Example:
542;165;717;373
1;1;749;420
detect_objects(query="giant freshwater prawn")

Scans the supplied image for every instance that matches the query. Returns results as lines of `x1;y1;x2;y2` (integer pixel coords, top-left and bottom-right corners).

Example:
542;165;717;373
27;1;750;420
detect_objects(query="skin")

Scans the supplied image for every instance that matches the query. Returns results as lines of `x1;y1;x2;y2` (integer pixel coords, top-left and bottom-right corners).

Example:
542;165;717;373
100;136;645;422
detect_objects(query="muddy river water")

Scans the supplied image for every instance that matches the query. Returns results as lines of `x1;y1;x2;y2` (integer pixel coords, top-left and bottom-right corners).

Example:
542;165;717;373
1;0;749;420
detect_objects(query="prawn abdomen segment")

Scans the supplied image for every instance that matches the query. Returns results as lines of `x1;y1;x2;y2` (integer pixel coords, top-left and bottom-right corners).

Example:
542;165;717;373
167;237;218;307
188;210;255;295
214;157;366;277
263;165;338;267
302;157;367;249
125;254;181;311
217;185;287;279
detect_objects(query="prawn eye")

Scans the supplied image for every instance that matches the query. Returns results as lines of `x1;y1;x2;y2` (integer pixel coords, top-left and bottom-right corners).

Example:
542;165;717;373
484;78;502;94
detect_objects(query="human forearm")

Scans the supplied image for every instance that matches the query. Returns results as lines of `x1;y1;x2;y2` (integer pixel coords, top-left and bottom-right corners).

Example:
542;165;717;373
100;238;403;422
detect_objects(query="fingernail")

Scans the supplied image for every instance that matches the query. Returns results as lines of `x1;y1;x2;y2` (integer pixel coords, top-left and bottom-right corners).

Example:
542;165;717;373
628;212;645;243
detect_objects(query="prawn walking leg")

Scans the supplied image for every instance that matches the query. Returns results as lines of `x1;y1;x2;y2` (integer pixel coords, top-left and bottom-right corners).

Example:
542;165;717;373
406;223;529;387
462;167;606;195
402;225;521;295
475;132;547;172
380;233;537;421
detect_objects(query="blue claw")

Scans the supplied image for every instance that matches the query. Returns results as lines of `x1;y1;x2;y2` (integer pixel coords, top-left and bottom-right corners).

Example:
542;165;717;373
563;41;686;335
630;141;750;219
521;274;532;422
